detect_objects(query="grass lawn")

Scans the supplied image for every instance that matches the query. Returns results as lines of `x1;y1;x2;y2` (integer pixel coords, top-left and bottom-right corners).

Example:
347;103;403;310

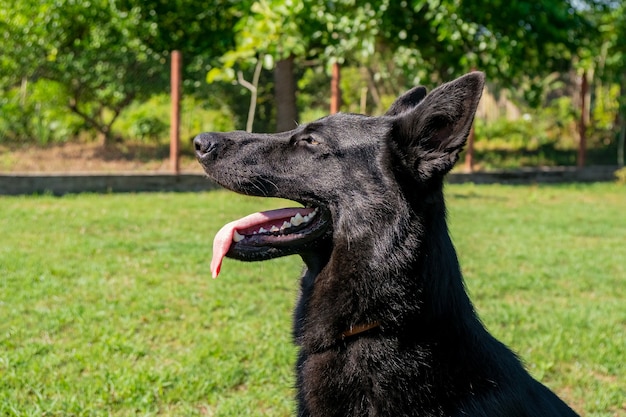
1;184;625;416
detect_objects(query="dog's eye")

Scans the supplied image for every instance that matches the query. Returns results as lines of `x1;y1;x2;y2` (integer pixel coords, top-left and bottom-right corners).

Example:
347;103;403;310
298;137;320;146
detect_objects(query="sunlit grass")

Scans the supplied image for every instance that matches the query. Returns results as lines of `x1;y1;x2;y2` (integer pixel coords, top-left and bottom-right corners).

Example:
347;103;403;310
1;184;624;416
448;184;625;416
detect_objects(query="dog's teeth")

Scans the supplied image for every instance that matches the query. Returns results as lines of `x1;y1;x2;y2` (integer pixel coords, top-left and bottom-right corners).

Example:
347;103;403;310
233;231;244;242
270;226;280;232
281;221;291;230
291;213;304;226
259;227;267;233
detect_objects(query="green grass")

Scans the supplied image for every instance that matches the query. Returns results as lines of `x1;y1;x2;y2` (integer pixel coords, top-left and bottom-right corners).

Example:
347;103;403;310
1;184;625;416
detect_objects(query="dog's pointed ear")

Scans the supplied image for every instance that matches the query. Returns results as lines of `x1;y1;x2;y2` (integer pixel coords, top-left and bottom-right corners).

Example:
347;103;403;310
390;72;485;180
384;86;428;116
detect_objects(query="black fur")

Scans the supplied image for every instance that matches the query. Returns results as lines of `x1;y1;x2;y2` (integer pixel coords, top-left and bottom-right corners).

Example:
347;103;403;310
194;73;579;416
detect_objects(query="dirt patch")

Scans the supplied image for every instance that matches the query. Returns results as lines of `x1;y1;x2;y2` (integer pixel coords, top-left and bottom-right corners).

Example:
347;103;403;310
0;142;204;173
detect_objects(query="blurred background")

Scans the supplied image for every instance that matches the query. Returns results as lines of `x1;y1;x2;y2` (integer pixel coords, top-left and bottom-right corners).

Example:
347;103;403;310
1;0;625;172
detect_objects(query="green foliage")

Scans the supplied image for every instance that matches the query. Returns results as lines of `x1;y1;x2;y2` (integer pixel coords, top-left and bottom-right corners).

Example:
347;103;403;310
115;95;170;143
302;0;389;63
114;0;238;100
0;0;168;143
0;0;240;144
297;67;330;118
129;116;169;143
114;0;236;60
207;0;307;83
1;185;625;415
583;1;626;164
0;79;83;144
115;94;236;144
464;1;588;78
591;0;626;83
593;84;621;131
1;0;624;160
207;0;601;134
178;97;237;139
473;94;582;168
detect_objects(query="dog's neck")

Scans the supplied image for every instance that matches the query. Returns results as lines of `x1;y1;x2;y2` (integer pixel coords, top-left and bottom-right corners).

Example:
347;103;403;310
297;188;480;352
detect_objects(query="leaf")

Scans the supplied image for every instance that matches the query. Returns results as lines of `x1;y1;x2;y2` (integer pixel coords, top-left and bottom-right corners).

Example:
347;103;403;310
206;67;235;84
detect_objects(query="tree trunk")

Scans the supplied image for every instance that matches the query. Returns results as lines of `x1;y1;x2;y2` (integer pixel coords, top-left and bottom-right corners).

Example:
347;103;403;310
464;67;478;172
68;94;130;147
618;74;626;168
96;131;108;147
577;70;588;168
618;122;625;168
330;61;341;114
464;125;476;172
274;56;299;132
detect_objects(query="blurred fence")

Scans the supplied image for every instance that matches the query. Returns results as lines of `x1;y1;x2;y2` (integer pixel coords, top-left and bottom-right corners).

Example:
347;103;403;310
1;166;619;196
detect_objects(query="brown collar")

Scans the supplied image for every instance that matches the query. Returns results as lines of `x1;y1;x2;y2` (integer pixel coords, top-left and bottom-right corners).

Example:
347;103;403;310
340;321;381;340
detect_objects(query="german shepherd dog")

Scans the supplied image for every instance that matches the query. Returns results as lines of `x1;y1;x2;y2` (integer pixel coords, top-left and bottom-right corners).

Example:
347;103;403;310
194;73;579;416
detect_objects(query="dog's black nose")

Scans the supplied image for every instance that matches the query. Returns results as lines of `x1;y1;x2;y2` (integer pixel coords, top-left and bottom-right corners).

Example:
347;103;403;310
193;133;218;159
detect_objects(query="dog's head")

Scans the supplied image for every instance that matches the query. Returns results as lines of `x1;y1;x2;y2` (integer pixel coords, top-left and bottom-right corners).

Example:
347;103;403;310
194;72;484;277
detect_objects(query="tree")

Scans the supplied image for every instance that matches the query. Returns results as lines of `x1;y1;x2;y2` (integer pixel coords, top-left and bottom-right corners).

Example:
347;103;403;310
114;0;237;92
212;0;404;130
207;0;307;132
588;0;626;166
376;1;592;92
301;0;595;128
1;0;168;144
1;0;238;145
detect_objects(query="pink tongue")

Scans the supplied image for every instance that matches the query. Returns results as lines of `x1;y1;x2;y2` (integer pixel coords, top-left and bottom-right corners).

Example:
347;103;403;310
211;207;315;278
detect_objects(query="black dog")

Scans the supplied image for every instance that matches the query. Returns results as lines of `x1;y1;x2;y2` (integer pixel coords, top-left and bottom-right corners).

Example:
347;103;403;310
194;73;579;416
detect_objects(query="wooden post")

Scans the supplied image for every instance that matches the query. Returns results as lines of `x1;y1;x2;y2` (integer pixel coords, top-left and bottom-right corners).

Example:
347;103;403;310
330;61;341;114
619;74;626;167
464;68;478;172
170;50;181;175
577;70;588;169
464;126;476;173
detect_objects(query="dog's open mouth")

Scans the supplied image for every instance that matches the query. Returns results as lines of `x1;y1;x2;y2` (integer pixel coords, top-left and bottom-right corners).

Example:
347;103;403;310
211;206;330;277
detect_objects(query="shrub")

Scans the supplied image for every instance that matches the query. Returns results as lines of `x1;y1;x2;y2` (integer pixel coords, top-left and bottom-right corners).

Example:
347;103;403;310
472;96;581;168
114;94;236;145
129;116;169;142
0;79;83;144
